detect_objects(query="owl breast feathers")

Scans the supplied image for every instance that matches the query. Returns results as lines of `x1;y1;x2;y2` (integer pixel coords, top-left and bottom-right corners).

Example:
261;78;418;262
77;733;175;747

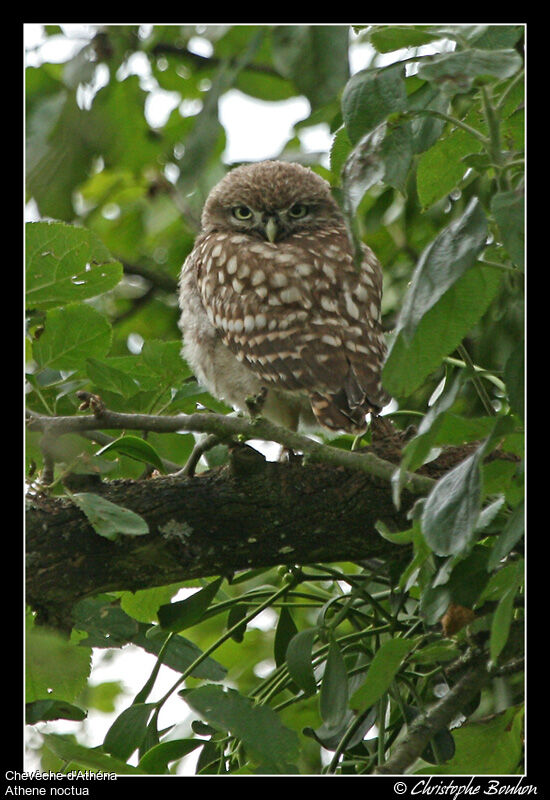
178;160;390;433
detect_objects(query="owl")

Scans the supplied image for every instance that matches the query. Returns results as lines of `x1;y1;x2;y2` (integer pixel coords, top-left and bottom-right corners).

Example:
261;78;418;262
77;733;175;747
178;160;390;434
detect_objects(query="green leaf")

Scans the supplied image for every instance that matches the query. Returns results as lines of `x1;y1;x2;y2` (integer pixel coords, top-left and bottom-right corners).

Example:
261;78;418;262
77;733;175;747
227;603;248;643
26;699;87;725
271;26;349;109
342;64;407;143
417;124;483;209
419;585;452;627
86;681;124;713
350;637;415;711
329;126;352;179
433;414;500;448
342;125;387;216
414;705;523;775
401;373;463;474
305;707;376;753
185;684;299;766
469;26;524;50
86;357;142;398
158;577;223;632
120;583;184;624
26;91;97;220
96;435;165;473
410;642;461;665
383;265;502;398
445;546;491;608
285;627;318;696
25;221;122;310
503;341;525;417
342;120;413;222
376;522;415;546
133;626;227;681
89;76;159;172
103;702;156;761
72;597;139;650
236;69;296;102
72;595;139;647
369;26;441;53
274;605;298;668
32;302;112;372
479;560;523;605
25;625;91;704
417;49;523;95
421;439;491;557
138;739;204;774
491;188;524;269
141;339;191;385
490;559;523;663
488;501;525;571
397;198;488;343
407;81;450;155
71;492;149;541
382;123;415;194
42;733;146;775
319;639;349;728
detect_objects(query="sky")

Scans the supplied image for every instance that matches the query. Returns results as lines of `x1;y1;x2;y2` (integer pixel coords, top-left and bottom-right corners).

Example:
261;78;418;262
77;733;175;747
23;23;388;170
24;23;360;166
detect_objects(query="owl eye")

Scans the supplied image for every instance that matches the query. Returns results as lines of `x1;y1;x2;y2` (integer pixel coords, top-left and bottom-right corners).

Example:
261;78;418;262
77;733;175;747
288;203;309;219
232;205;253;220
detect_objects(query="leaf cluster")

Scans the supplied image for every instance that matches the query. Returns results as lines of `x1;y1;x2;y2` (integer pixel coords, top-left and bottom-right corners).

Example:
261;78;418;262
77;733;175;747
25;24;524;776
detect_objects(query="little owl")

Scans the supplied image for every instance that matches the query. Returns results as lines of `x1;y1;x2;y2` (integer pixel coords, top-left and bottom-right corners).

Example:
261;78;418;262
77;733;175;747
178;160;389;433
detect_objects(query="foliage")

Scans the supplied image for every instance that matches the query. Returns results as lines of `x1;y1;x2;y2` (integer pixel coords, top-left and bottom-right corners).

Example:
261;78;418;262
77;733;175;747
25;24;524;776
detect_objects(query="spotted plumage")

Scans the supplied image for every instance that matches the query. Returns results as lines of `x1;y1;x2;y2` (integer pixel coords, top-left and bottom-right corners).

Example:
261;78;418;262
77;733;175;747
178;160;390;433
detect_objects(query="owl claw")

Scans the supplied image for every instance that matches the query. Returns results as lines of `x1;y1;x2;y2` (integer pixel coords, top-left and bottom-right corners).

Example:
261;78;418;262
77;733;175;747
245;386;268;419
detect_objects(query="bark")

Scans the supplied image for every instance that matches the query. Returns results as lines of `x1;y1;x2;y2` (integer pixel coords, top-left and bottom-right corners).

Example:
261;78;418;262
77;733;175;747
26;447;414;631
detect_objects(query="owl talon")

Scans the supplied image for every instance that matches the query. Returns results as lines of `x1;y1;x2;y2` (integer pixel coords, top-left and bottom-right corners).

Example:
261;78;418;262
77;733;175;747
245;386;268;419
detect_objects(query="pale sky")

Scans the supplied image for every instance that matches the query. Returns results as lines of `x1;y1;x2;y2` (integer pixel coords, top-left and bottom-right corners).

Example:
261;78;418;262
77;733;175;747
24;24;380;167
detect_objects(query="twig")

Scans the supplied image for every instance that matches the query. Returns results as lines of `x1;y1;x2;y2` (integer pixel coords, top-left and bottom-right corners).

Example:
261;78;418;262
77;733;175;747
177;433;221;477
457;343;495;416
26;406;436;495
121;261;178;293
149;41;281;79
399;108;489;145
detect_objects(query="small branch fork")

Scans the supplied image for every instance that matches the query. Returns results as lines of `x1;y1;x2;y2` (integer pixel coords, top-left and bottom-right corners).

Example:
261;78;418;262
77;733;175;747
375;651;488;774
26;400;436;495
375;645;524;775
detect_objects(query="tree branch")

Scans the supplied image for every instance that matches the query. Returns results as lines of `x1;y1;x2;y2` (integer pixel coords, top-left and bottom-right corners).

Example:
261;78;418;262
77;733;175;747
149;41;281;79
375;649;492;774
26;407;435;495
27;403;511;632
26;453;415;631
121;261;178;294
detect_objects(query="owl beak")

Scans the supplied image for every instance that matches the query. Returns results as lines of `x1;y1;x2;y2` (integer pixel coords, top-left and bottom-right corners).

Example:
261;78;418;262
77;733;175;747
263;215;279;243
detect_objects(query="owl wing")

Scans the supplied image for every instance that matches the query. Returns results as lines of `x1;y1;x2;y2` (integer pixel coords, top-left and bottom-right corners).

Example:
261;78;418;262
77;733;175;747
196;228;390;431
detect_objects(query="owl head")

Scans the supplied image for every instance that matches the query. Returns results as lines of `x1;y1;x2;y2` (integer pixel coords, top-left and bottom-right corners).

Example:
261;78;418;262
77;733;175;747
201;160;343;243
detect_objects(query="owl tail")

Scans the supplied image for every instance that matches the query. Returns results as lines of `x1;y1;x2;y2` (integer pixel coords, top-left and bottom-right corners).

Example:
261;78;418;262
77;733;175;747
309;391;369;433
309;363;390;433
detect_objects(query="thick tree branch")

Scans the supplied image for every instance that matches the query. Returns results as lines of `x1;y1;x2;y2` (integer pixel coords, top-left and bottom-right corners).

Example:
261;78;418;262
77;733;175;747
26;454;415;631
27;403;512;631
